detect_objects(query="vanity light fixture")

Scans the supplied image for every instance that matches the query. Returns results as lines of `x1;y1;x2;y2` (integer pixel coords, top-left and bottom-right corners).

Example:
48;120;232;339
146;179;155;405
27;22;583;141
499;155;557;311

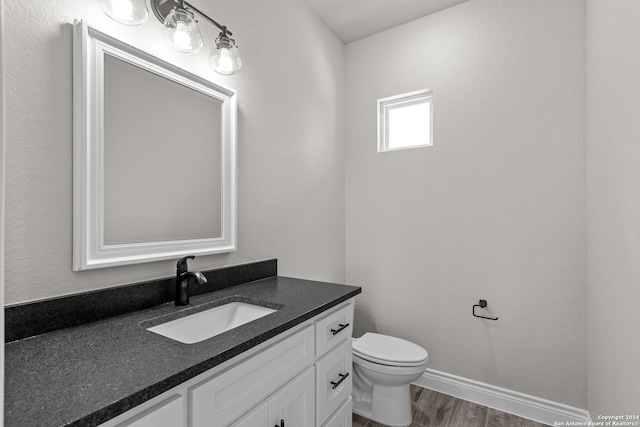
211;30;242;75
161;6;203;53
100;0;242;74
151;0;242;74
99;0;149;25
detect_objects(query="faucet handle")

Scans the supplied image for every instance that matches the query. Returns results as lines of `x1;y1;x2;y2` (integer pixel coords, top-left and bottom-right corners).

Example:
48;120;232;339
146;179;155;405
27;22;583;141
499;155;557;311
176;255;196;275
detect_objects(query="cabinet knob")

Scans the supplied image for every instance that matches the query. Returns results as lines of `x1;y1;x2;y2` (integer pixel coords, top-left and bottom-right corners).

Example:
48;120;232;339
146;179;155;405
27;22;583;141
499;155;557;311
274;420;284;427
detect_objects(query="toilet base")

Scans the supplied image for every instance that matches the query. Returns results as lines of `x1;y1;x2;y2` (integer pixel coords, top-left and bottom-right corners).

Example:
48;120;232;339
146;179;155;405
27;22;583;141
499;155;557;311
352;382;413;427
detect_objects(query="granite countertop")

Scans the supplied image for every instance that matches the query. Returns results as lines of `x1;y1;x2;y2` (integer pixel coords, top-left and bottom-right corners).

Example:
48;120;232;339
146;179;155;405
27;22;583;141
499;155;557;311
4;276;361;427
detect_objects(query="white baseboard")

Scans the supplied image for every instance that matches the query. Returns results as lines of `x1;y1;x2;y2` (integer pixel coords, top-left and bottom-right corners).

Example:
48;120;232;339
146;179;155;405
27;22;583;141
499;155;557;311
412;369;591;426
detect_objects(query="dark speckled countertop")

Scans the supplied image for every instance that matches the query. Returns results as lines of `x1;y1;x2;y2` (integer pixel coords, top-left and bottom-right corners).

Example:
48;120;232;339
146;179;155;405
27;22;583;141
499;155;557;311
4;276;361;427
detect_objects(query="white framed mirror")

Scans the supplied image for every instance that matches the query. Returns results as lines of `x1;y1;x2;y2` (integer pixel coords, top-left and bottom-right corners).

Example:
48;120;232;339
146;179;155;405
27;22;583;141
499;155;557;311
73;20;237;271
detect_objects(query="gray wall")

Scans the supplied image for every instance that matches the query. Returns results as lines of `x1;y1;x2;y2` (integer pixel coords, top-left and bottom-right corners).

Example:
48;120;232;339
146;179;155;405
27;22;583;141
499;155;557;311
4;0;346;303
345;0;588;408
587;0;640;415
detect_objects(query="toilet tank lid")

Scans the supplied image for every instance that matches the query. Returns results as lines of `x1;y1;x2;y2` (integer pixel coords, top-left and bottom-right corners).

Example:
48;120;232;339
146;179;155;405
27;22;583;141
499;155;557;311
353;332;428;363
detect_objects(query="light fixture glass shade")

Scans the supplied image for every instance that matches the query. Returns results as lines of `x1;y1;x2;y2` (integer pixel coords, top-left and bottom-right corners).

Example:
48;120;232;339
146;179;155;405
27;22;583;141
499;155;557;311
211;34;242;75
162;8;203;53
100;0;149;25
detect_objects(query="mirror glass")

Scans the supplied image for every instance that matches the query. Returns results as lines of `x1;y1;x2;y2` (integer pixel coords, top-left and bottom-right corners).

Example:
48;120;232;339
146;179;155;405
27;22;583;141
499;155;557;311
103;54;222;244
73;21;237;271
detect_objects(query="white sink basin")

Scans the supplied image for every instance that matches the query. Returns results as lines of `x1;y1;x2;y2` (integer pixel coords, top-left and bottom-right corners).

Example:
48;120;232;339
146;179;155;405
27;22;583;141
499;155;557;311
147;302;277;344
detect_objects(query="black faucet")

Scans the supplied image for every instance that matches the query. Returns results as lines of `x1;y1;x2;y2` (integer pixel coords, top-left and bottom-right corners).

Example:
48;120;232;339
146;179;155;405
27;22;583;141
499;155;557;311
175;256;207;306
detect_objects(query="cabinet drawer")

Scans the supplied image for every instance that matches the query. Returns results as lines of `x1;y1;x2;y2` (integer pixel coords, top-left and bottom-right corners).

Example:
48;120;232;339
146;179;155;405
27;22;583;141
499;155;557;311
315;300;354;357
115;394;185;427
190;325;314;427
322;396;352;427
229;402;268;427
315;338;352;426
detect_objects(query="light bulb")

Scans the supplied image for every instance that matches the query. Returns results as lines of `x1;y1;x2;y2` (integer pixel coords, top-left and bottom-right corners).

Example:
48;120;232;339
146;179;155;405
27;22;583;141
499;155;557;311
173;21;192;51
111;0;133;18
101;0;148;25
216;48;234;74
162;8;202;53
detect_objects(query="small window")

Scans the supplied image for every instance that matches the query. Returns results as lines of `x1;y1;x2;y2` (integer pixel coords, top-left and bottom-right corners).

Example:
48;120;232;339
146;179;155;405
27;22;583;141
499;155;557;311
378;89;433;152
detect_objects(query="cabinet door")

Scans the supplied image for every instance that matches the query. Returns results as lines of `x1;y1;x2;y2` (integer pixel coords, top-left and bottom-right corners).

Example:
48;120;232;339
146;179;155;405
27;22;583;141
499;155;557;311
191;326;314;426
268;367;315;427
115;394;185;427
230;402;269;427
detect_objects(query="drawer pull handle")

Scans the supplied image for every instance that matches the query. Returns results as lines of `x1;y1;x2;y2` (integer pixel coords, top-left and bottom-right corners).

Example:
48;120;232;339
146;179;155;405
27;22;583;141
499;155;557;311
330;323;349;335
275;420;284;427
330;372;350;389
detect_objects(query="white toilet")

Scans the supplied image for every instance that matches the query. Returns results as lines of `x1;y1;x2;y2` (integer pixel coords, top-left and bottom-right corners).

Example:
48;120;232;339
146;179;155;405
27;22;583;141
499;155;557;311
351;333;428;427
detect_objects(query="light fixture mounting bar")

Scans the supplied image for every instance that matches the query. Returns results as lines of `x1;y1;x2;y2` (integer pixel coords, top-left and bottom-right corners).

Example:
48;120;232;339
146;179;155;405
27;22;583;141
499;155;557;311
183;1;232;36
150;0;232;36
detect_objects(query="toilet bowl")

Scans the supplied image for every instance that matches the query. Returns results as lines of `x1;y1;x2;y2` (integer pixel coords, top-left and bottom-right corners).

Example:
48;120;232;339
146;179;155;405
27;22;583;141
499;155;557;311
352;333;428;427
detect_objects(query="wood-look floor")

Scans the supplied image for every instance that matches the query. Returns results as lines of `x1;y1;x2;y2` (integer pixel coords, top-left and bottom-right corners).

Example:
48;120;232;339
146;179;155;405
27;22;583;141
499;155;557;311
352;385;550;427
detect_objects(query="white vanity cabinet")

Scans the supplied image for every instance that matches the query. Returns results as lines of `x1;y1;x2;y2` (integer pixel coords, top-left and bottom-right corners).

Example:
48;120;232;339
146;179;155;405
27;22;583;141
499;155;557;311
315;339;353;426
322;397;353;427
314;302;354;427
111;394;186;427
229;402;269;427
229;367;315;427
266;366;315;426
100;298;354;427
190;325;315;426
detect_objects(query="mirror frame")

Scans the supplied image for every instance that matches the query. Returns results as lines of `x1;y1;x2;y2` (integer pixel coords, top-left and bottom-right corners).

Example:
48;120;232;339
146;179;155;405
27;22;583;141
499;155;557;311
72;20;237;271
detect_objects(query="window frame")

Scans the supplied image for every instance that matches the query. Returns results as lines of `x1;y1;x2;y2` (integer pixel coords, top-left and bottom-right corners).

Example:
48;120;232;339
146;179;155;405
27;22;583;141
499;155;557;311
377;89;433;153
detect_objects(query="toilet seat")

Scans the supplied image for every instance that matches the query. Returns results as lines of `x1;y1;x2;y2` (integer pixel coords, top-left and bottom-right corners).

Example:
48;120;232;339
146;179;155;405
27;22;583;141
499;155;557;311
353;333;428;367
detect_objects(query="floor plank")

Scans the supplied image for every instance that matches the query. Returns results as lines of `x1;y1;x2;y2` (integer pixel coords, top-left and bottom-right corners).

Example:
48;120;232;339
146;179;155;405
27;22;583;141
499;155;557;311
447;399;488;427
352;413;371;427
352;385;551;427
411;388;455;427
486;408;549;427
